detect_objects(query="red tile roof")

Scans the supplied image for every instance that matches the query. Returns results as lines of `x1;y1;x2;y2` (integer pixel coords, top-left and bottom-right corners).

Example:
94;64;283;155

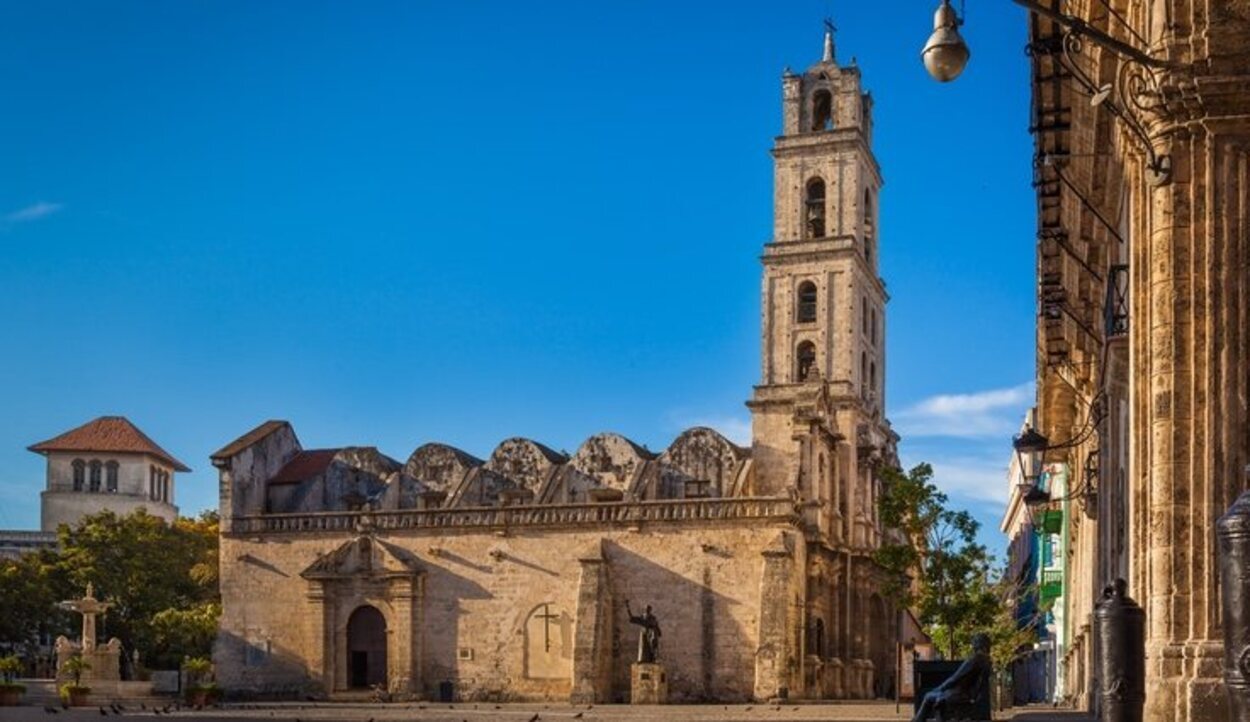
268;449;341;485
210;420;290;462
28;416;191;472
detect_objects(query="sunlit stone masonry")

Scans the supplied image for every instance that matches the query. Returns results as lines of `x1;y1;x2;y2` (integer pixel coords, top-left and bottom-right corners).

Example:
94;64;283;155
213;27;910;703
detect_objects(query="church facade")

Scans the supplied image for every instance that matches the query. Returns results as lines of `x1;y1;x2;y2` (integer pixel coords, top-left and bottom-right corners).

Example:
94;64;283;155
214;30;903;704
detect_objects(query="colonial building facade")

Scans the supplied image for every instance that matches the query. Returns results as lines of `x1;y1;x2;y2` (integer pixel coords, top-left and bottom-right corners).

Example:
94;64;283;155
1025;2;1250;720
29;416;186;531
214;29;902;703
1;416;187;559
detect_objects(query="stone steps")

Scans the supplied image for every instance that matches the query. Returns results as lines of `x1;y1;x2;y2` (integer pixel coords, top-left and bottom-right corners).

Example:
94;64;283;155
17;679;175;708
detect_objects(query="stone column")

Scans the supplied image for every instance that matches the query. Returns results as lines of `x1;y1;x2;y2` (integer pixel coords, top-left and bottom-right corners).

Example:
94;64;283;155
829;555;844;698
305;582;330;695
755;533;794;701
388;576;422;696
1137;82;1250;722
571;541;612;704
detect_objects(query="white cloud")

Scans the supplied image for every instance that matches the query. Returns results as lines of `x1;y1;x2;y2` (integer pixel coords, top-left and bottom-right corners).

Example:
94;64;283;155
926;455;1012;505
892;382;1034;439
5;201;63;223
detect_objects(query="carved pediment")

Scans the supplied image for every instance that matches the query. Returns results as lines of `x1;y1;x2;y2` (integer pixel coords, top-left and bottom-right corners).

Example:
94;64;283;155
791;383;844;442
301;535;423;581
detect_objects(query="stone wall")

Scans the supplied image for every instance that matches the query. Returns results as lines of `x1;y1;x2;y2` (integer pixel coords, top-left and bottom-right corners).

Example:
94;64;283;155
1026;2;1250;719
216;520;805;703
40;490;176;531
40;451;178;530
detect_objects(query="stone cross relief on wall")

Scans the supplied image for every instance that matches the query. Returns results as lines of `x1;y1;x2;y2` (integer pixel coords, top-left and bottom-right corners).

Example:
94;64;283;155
525;602;573;679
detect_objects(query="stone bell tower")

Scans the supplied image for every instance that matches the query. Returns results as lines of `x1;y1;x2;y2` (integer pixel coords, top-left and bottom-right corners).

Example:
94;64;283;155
748;24;895;550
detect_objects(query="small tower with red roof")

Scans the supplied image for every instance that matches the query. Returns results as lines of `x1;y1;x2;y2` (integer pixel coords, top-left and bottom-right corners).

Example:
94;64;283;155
28;416;190;531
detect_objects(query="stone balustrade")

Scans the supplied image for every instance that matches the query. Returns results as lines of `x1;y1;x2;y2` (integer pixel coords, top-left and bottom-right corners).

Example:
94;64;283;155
230;496;800;535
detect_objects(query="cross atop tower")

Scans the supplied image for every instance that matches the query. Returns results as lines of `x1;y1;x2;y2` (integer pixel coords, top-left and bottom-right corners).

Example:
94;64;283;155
822;18;836;63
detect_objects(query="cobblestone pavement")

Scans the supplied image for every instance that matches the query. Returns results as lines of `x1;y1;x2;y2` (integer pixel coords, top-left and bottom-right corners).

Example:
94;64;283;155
0;702;1095;722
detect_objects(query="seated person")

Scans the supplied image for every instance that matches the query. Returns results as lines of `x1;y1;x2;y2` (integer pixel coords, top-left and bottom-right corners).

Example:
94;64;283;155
911;633;992;722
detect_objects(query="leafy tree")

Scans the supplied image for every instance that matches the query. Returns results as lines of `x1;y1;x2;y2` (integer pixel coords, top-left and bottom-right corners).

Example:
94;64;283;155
175;511;220;592
0;549;74;655
986;571;1041;675
54;509;220;667
875;462;998;659
0;509;220;671
149;603;221;669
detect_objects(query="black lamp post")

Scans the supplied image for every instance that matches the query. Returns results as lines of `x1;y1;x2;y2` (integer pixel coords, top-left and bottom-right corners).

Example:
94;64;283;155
1013;426;1051;514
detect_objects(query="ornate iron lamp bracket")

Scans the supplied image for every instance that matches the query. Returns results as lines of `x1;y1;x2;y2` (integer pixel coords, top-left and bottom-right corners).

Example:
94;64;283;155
1018;0;1173;185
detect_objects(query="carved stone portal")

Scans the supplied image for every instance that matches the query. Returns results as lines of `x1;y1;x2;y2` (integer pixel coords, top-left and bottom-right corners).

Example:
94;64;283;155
301;535;424;696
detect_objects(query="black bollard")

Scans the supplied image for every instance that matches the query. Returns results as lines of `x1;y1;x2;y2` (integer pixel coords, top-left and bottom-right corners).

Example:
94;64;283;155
1217;488;1250;719
1094;578;1145;722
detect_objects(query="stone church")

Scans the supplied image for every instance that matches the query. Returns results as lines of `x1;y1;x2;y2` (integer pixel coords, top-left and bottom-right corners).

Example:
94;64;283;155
214;28;906;703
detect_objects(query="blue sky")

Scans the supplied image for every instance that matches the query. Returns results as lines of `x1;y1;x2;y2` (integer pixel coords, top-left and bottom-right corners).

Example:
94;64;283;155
0;1;1036;551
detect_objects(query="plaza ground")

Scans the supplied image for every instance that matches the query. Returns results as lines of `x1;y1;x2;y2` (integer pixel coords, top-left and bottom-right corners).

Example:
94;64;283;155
0;701;1094;722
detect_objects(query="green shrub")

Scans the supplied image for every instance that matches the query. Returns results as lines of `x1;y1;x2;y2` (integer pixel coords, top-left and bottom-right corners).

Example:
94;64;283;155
59;654;91;690
0;655;22;684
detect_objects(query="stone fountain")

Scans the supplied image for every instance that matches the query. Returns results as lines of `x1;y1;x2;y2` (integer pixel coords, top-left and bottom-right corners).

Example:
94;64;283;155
55;583;121;684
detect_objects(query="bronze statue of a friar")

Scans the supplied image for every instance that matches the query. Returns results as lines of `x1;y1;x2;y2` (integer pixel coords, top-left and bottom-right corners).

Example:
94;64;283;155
911;633;992;722
625;600;661;664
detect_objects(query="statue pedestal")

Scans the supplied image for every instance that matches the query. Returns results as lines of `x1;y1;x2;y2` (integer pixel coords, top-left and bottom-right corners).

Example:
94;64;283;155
630;662;668;704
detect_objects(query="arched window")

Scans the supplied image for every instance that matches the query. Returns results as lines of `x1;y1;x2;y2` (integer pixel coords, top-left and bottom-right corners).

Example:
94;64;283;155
871;308;878;345
88;460;102;493
870;361;877;396
149;465;157;500
797;341;817;382
864;190;875;266
797;281;818;323
860;352;868;391
811;90;833;131
72;459;85;492
839;473;850;528
861;300;869;334
105;461;119;493
812;618;826;657
804;178;826;239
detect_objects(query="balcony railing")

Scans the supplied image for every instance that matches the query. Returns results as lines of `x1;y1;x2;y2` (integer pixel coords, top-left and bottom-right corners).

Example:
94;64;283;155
1040;509;1064;534
1105;264;1129;338
1040;568;1064;604
230;496;802;535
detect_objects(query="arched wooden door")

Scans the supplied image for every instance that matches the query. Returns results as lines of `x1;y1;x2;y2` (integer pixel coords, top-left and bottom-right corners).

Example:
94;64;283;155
346;605;387;689
868;594;892;698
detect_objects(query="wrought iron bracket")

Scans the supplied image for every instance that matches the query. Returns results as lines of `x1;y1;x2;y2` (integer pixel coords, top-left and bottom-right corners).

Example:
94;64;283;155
1019;0;1174;185
1014;0;1168;69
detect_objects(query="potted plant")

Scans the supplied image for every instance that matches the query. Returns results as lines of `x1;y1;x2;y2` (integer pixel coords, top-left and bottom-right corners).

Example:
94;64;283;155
183;656;218;707
59;654;91;707
0;655;25;706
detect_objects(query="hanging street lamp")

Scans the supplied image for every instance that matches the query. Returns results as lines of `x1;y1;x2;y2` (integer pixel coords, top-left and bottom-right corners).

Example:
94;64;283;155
921;0;970;82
